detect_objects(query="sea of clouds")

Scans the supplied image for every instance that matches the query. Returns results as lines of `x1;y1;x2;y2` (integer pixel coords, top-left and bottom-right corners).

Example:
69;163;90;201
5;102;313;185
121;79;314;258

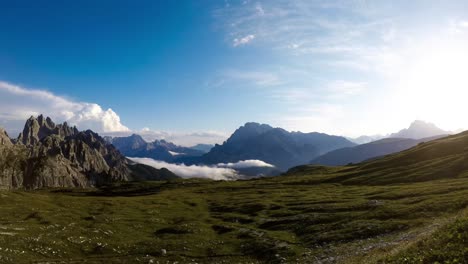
128;157;275;180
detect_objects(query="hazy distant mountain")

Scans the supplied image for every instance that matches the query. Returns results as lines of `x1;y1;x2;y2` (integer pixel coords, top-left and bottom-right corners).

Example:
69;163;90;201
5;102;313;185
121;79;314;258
311;135;447;166
0;115;178;189
348;135;386;144
109;134;205;162
190;144;213;153
195;122;356;171
389;120;450;139
349;120;450;145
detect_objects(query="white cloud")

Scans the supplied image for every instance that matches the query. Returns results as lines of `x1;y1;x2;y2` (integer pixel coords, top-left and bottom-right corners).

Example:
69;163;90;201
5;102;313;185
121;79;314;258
0;81;129;135
0;81;225;146
217;159;275;169
129;157;276;180
255;3;265;16
233;34;255;47
128;157;239;180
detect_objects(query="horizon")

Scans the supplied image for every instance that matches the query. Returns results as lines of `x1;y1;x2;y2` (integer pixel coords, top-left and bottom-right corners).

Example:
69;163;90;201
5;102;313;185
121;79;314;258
2;1;468;145
0;114;455;147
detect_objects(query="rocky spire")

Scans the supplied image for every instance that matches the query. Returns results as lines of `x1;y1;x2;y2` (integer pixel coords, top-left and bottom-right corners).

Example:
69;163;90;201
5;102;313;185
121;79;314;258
0;128;12;147
17;115;79;146
1;115;177;189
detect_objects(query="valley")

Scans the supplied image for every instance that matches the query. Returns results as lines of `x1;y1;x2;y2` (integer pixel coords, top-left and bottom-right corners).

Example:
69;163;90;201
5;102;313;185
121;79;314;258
2;131;468;263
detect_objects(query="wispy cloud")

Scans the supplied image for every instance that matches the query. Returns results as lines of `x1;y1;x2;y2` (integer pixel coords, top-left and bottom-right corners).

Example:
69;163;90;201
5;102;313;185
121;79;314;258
0;81;129;134
207;69;281;88
211;1;468;135
233;34;255;47
215;0;395;63
325;80;367;98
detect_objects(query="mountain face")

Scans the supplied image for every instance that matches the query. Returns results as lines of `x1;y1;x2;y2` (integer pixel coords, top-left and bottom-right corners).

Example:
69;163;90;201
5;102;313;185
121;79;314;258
195;122;356;171
109;134;205;162
0;115;178;189
311;135;446;166
189;144;214;153
0;128;13;147
389;120;449;139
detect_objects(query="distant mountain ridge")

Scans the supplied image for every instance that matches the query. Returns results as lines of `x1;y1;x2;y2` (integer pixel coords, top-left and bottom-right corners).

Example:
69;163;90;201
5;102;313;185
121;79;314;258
349;120;451;144
348;135;386;144
390;120;450;139
311;135;447;166
190;144;214;153
0;115;178;189
108;134;205;162
192;122;356;171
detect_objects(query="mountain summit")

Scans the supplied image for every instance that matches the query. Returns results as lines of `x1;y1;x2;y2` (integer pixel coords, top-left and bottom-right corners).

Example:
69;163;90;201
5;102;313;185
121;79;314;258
0;115;178;189
197;122;356;171
390;120;449;139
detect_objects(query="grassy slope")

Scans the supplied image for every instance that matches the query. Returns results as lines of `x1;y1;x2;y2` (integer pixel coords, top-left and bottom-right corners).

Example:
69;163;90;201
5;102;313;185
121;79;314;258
2;133;468;263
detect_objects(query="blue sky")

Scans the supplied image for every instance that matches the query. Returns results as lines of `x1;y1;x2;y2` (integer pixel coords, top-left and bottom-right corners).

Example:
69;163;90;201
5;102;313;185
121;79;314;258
2;0;468;145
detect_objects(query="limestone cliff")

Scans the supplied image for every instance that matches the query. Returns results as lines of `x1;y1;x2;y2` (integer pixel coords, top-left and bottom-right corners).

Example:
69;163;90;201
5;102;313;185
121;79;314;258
0;115;178;189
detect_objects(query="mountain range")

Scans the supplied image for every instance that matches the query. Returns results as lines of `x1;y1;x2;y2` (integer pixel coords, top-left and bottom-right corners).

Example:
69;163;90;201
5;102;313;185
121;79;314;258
106;120;452;174
107;134;206;162
349;120;451;144
189;122;357;171
310;135;446;166
312;121;451;166
0;115;178;189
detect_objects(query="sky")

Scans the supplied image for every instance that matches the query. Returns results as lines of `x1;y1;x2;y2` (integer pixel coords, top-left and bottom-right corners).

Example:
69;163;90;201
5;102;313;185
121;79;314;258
2;0;468;146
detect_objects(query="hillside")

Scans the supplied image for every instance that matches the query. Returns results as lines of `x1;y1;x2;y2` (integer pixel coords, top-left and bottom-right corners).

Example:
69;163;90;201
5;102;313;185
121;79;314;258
195;122;356;171
1;132;468;262
310;135;445;166
0;115;178;189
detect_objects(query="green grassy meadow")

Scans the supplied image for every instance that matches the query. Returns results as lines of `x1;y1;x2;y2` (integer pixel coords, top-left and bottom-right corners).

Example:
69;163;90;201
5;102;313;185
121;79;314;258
3;132;468;263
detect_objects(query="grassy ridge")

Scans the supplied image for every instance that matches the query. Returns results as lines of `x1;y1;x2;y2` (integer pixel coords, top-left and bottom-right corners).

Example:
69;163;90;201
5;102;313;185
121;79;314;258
2;133;468;263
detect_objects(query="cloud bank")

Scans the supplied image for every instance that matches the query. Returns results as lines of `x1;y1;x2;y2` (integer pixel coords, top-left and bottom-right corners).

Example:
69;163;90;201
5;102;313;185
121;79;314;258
128;157;276;180
128;157;238;180
0;81;129;134
217;160;274;169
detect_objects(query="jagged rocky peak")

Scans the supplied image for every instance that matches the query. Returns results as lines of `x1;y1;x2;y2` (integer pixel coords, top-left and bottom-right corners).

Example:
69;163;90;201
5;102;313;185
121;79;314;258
0;115;178;189
0;128;13;146
227;122;274;143
18;115;79;145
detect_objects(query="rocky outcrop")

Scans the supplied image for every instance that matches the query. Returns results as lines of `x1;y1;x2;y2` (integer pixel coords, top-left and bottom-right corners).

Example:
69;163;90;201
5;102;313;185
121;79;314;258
0;115;178;189
0;128;12;147
18;115;79;145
